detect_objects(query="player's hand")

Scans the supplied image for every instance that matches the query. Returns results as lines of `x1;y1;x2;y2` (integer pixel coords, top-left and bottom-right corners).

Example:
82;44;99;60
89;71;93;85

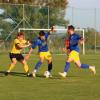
27;41;32;45
79;38;84;45
51;26;56;33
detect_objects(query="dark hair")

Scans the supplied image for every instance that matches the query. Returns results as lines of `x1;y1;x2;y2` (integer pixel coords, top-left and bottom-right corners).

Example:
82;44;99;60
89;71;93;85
39;31;45;36
68;25;75;30
17;32;25;37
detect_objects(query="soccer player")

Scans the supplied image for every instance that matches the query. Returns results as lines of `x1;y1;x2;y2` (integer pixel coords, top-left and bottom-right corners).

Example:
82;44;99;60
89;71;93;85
25;27;55;78
5;32;31;76
59;25;96;78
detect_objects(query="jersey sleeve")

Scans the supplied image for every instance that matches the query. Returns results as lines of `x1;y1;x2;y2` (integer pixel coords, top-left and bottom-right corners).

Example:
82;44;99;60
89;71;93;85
14;39;20;45
77;34;82;40
45;32;49;39
70;34;81;46
31;39;38;49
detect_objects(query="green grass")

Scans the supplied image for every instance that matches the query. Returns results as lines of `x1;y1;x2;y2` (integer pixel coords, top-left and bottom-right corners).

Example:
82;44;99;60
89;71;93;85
0;53;100;100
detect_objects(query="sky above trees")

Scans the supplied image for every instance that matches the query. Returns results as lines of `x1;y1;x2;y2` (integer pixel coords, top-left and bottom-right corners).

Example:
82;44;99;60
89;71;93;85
69;0;100;9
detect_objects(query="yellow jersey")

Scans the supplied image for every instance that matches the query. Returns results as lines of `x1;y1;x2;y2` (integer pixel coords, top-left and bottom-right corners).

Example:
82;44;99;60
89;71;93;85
11;39;26;54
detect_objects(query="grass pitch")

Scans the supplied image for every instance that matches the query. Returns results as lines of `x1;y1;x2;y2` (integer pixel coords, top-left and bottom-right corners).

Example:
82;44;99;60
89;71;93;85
0;53;100;100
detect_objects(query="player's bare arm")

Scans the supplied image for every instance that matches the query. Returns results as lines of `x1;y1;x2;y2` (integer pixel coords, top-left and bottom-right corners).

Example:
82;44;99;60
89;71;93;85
16;41;31;49
49;26;56;34
25;48;33;60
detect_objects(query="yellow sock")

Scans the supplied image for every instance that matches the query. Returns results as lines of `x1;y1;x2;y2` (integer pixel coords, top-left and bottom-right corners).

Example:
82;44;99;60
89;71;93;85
8;64;15;72
24;63;29;73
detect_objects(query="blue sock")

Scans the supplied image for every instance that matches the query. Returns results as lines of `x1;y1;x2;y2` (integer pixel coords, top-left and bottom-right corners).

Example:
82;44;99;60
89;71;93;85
64;62;70;72
81;64;89;69
35;61;42;70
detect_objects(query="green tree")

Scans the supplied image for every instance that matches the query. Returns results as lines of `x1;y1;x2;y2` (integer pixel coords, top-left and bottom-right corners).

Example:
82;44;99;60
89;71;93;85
0;0;69;51
1;0;68;8
0;0;69;32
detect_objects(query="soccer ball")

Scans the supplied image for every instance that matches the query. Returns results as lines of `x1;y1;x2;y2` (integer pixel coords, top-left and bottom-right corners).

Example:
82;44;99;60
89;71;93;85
43;71;50;78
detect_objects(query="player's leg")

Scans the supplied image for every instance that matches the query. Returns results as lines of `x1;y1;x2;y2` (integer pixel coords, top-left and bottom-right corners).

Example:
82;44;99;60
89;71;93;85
5;53;17;75
45;51;53;72
16;54;29;75
20;59;29;75
11;54;30;76
59;50;76;78
59;51;75;78
45;52;53;77
36;56;44;69
59;57;73;78
75;59;96;75
30;52;45;77
73;51;96;75
48;59;52;73
30;57;44;77
5;58;17;75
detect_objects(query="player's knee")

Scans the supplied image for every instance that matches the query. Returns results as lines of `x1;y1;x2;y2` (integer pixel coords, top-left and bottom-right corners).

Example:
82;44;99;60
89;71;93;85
40;60;43;63
49;62;52;65
12;61;17;65
67;58;73;62
48;59;52;64
40;58;44;63
75;63;81;68
77;65;81;68
39;61;43;64
21;60;27;65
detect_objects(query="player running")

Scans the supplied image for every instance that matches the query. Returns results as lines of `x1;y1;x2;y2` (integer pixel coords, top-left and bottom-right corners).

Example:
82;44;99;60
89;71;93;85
5;32;31;76
25;27;55;78
59;25;96;78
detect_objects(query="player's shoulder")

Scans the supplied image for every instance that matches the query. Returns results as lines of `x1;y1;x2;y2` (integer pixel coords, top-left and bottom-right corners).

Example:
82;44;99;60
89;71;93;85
45;32;49;37
34;37;41;43
14;38;20;43
73;33;80;37
22;39;27;43
45;32;49;35
74;33;82;40
14;38;18;41
73;33;79;36
36;37;41;41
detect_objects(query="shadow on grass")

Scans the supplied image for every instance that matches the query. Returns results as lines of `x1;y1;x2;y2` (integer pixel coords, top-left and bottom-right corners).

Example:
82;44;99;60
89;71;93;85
0;71;80;79
0;71;26;77
0;71;6;77
36;74;80;80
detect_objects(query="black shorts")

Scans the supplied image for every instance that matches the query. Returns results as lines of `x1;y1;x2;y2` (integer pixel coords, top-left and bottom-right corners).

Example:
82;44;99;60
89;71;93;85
9;53;24;61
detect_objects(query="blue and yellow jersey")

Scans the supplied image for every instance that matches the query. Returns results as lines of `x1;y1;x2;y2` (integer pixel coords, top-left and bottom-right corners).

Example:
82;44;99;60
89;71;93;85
69;33;82;52
32;32;49;52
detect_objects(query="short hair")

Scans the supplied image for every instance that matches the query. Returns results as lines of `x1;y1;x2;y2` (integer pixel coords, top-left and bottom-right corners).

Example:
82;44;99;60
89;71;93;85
68;25;75;30
17;32;25;37
39;31;45;36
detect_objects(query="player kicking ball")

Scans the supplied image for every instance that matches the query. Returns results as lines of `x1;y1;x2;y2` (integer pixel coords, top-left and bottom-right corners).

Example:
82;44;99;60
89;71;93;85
5;32;31;76
59;25;96;78
25;27;55;78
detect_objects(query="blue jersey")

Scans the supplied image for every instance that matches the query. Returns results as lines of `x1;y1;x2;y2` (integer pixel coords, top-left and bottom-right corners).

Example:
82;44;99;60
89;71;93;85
32;32;49;52
69;33;81;52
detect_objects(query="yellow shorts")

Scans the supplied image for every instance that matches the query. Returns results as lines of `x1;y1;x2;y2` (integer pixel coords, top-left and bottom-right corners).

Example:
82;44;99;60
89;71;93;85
39;51;52;60
69;50;80;62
